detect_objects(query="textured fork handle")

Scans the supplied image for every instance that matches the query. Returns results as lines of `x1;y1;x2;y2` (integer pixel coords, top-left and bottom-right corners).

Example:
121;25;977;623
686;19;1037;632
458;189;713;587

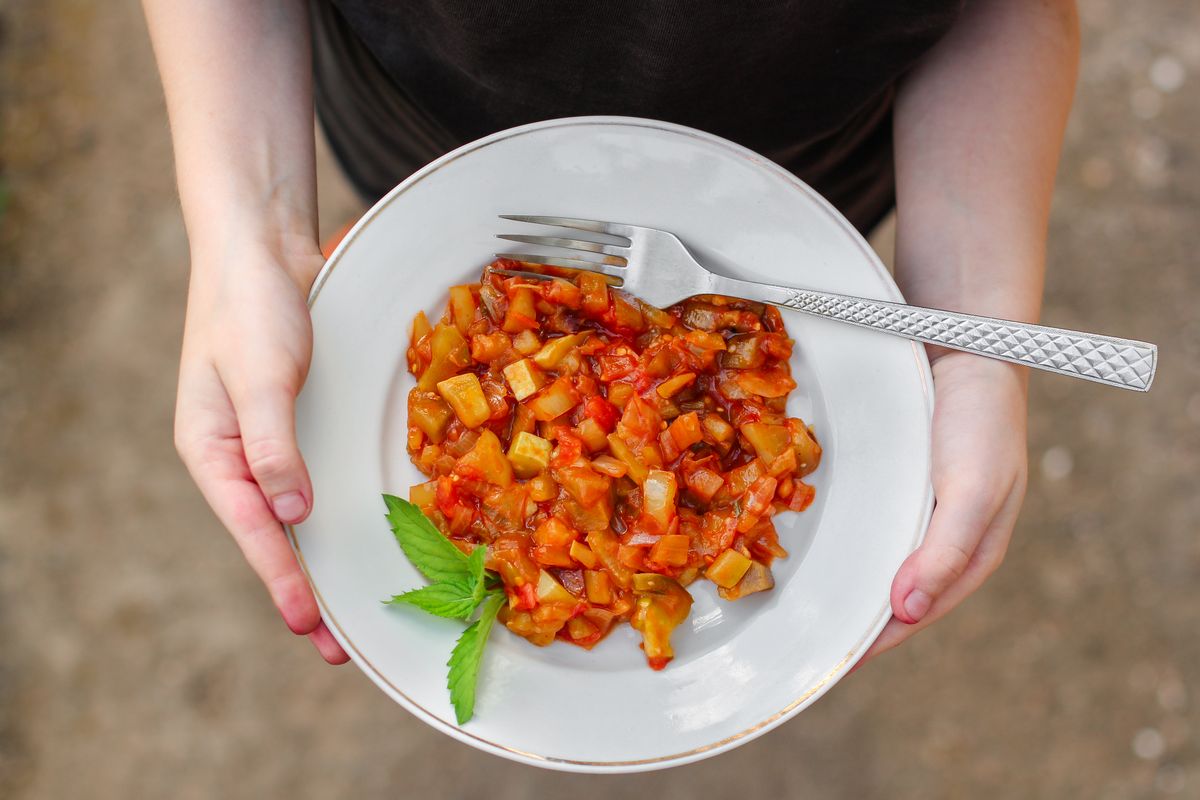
713;279;1157;391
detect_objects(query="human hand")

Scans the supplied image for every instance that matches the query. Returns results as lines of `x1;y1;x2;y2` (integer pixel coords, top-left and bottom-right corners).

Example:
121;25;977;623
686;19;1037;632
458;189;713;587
859;351;1029;664
174;236;349;664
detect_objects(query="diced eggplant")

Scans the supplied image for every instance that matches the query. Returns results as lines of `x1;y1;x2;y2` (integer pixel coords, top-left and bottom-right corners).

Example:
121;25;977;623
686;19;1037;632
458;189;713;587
717;560;774;600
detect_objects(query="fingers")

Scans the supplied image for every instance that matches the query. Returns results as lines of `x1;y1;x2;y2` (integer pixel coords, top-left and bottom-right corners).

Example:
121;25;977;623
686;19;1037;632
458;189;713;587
177;361;323;636
308;621;351;665
888;480;1002;624
888;474;1008;623
858;474;1025;666
861;538;998;665
191;443;324;636
227;377;313;526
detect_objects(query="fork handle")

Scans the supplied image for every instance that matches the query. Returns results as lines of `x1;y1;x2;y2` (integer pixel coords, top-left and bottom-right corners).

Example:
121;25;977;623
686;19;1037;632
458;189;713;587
711;277;1157;392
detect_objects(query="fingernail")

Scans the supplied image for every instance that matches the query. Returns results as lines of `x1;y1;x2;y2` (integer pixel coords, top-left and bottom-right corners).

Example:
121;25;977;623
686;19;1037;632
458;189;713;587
272;491;308;523
903;590;932;623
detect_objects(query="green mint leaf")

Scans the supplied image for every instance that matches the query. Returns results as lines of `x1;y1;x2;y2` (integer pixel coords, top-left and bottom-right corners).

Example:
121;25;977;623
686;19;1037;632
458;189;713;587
467;546;488;604
383;495;470;584
447;591;505;725
387;580;480;620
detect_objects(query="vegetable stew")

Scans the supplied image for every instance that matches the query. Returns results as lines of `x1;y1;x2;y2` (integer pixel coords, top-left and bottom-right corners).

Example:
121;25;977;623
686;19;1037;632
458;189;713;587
405;259;821;670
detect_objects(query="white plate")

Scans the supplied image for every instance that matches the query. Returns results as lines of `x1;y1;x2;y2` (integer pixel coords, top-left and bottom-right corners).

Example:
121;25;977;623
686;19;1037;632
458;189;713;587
292;117;933;772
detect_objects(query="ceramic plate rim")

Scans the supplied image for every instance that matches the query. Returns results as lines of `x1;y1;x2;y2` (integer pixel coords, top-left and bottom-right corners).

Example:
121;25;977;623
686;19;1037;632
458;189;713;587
289;116;934;773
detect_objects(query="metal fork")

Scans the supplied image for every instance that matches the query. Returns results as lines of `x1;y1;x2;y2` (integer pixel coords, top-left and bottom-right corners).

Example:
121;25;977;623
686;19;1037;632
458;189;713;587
494;215;1157;392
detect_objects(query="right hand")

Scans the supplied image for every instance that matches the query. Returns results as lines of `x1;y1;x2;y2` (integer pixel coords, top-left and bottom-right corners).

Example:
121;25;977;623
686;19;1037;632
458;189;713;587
174;234;349;664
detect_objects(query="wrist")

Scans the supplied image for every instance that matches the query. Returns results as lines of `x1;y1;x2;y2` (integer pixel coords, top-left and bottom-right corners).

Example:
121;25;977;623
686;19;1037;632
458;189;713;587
929;348;1029;397
186;203;323;291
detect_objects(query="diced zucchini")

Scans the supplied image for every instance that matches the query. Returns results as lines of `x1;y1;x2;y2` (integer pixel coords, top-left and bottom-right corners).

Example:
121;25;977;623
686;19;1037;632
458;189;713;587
589;454;628;479
630;573;693;670
417;323;470;390
503;287;539;333
509;402;537;439
408;479;437;511
528;472;557;501
455;429;513;487
564;497;613;531
570;541;599;569
533;545;575;568
511;328;541;355
642;470;678;531
579;271;609;315
411;310;432;342
408;391;453;443
436;373;491;428
535;569;575;604
706;549;752;589
585;529;633;588
618;544;647;571
640;301;676;330
448;285;476;335
566;616;599;642
502;358;546;401
610;293;645;332
534;516;576;548
556;463;611;506
575;417;609;452
701;412;736;444
740;422;792;465
605;381;635;409
718;560;775;600
656;372;696;398
606;433;649;484
714;458;767;505
787;418;823;476
470;331;510;364
506;431;552;478
583;569;612;605
532;332;590;369
734;368;797;398
527;376;580;421
648;534;689;567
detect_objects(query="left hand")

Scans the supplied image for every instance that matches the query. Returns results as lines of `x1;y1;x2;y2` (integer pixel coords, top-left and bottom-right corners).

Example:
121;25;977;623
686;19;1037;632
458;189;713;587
859;350;1029;664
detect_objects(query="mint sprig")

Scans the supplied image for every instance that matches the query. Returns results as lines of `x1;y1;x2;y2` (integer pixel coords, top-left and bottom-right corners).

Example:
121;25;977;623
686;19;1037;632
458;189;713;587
387;580;482;620
384;494;471;583
382;495;505;724
447;592;505;724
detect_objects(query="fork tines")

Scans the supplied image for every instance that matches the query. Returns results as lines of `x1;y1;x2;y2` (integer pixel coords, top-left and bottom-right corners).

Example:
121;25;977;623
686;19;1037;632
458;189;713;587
496;214;631;284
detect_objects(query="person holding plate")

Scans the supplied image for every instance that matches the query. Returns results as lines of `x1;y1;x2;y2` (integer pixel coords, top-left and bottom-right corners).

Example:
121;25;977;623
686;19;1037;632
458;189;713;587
143;0;1077;665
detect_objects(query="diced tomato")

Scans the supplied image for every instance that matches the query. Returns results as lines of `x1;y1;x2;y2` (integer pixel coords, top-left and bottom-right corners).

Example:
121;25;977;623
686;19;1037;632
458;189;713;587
658;429;681;463
405;260;819;667
683;467;724;504
584;395;620;432
511;583;538;610
618;395;662;444
597;352;638;382
668;411;703;450
789;479;817;512
550;429;585;469
435;476;465;518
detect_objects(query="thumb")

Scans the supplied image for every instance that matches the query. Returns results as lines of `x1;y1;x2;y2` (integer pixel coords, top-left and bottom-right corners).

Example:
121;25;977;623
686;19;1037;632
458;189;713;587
231;379;313;525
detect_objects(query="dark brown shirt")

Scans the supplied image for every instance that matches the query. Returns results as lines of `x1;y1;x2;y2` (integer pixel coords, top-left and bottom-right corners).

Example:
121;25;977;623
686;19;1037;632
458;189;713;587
311;0;963;232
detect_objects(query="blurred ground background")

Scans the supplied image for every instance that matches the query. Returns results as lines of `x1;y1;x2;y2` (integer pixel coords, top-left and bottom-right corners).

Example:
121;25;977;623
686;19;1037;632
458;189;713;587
1;1;1197;798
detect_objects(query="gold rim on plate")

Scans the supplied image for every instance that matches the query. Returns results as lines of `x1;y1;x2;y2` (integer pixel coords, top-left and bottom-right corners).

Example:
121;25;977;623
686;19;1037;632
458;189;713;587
289;116;934;770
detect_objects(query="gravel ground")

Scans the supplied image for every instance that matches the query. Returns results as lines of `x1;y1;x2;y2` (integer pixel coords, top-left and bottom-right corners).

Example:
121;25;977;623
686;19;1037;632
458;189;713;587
1;1;1196;797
